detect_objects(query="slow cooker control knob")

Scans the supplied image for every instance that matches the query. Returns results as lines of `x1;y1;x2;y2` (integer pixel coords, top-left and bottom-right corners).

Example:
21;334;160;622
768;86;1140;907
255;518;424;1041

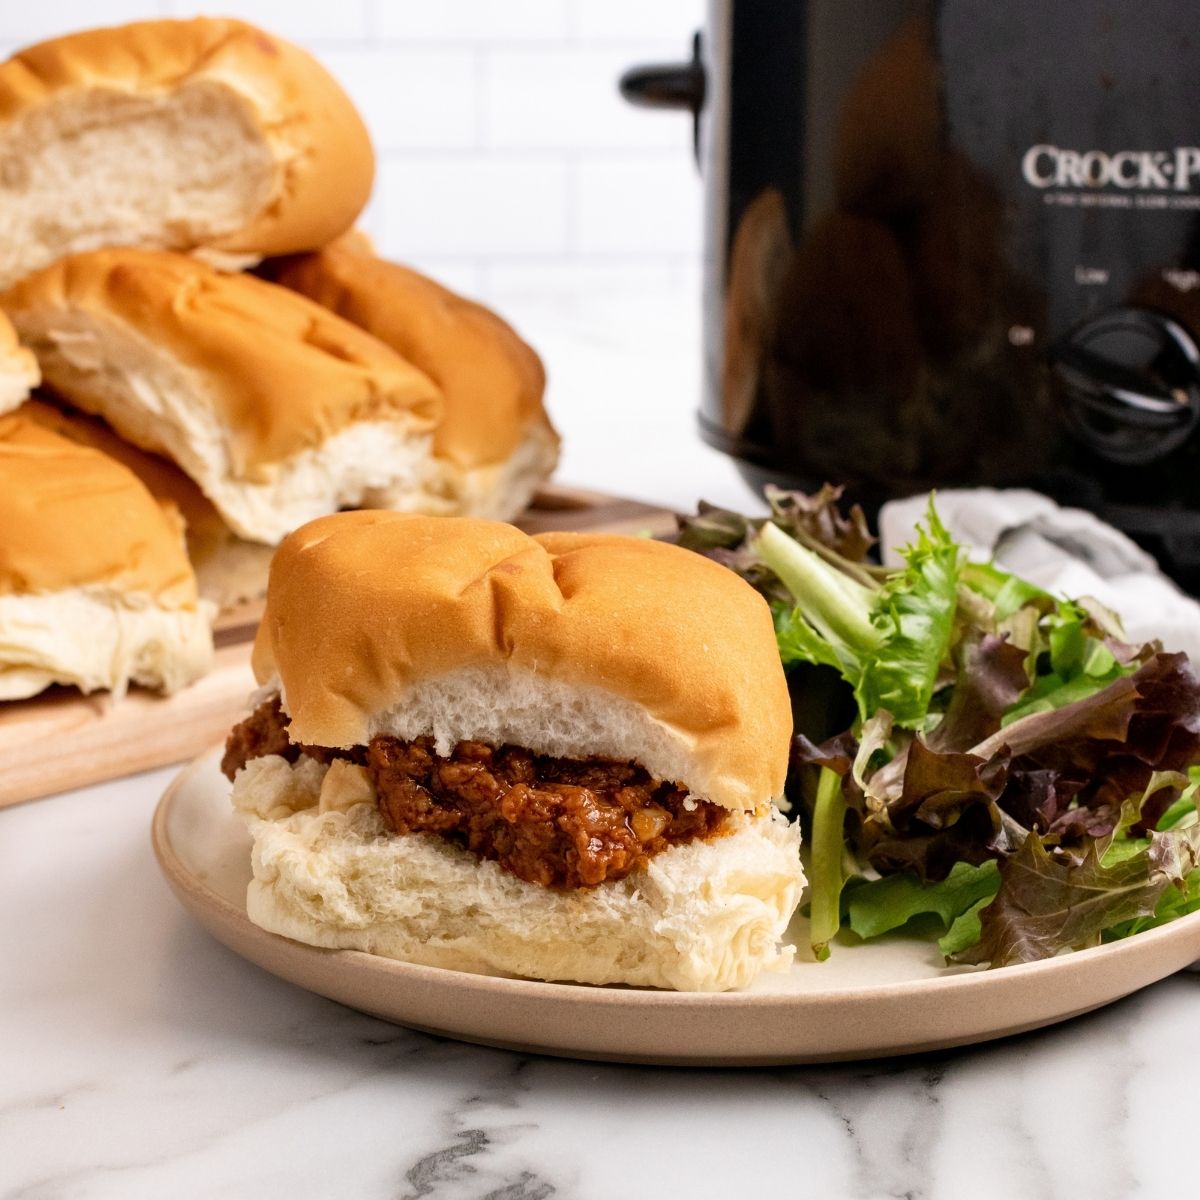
1050;306;1200;466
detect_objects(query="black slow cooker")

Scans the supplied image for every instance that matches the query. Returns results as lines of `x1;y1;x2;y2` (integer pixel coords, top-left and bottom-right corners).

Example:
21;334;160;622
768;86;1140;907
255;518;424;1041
623;0;1200;587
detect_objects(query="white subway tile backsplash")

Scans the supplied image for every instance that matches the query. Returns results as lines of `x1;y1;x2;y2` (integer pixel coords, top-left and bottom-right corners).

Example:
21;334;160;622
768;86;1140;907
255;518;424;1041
575;0;704;43
312;48;477;150
483;46;695;150
669;257;705;294
0;0;165;43
3;2;704;299
164;0;370;41
484;259;676;304
352;191;388;250
576;154;701;255
383;256;487;300
379;157;570;256
378;0;570;42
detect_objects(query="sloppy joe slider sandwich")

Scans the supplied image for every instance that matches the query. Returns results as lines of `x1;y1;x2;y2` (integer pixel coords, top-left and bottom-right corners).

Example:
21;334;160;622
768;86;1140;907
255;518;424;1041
0;17;374;288
266;238;559;521
0;406;211;699
1;248;442;544
222;511;804;992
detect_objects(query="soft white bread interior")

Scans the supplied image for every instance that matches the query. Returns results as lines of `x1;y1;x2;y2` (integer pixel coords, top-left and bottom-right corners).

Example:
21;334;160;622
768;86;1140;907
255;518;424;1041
414;424;557;522
23;397;271;609
0;309;38;412
265;239;558;520
0;406;211;698
232;754;803;992
0;587;213;700
0;17;375;288
254;512;794;812
367;664;738;797
1;249;442;544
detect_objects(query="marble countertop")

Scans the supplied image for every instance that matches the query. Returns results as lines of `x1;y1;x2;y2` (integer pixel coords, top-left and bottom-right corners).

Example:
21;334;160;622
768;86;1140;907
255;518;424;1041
4;289;1198;1200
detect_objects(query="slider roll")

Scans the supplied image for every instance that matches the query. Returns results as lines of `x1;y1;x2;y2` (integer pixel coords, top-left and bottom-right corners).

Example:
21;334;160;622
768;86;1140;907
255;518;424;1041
267;239;560;521
0;17;374;287
23;397;273;609
0;407;212;699
1;249;443;545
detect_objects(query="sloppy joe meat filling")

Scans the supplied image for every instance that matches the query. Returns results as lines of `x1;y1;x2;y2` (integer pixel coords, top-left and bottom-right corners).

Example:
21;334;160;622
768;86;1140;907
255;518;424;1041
222;697;728;889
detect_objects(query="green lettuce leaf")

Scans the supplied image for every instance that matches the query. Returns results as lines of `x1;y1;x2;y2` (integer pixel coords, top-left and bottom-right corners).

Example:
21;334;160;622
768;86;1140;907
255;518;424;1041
1102;774;1200;938
960;560;1053;620
758;498;961;729
855;501;962;727
845;860;1000;941
1002;599;1132;725
939;898;992;955
809;766;850;961
773;603;847;675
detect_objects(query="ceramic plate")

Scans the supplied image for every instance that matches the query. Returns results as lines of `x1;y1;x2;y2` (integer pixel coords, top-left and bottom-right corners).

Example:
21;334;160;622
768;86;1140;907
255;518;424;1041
152;748;1200;1066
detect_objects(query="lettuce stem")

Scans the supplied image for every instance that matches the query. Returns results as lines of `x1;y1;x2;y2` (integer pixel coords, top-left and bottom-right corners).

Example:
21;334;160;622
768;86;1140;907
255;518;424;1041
754;522;881;653
809;766;848;961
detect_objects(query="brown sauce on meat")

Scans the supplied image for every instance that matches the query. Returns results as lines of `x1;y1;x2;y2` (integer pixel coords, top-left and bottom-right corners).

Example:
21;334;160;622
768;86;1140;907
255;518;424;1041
220;694;296;776
219;694;352;777
223;697;728;889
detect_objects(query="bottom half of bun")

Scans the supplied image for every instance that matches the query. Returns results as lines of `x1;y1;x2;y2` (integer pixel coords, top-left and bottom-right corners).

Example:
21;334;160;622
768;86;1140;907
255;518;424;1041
0;586;213;700
377;422;559;523
187;528;274;612
231;754;805;992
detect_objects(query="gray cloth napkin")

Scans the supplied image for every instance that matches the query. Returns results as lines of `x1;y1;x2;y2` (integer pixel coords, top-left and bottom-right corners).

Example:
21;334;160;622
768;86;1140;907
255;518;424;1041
880;489;1200;969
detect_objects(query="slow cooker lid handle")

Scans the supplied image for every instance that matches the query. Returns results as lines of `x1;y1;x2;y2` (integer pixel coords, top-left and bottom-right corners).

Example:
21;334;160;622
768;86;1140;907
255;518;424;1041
619;32;705;160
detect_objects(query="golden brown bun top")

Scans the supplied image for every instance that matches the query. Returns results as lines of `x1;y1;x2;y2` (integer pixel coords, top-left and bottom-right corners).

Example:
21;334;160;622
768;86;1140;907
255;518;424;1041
1;249;442;473
267;240;556;469
0;404;196;605
0;17;374;258
22;396;227;545
252;511;792;808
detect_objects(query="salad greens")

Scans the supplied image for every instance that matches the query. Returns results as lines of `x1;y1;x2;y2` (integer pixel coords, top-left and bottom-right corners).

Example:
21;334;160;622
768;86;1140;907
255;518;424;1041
844;860;1000;951
673;486;1200;968
761;501;960;728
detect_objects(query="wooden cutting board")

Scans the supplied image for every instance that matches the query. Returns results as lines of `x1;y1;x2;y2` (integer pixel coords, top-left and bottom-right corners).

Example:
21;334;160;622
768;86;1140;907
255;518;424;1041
0;485;679;809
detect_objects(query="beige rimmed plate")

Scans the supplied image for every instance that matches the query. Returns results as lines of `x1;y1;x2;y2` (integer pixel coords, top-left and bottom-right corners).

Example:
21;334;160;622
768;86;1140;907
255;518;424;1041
152;748;1200;1066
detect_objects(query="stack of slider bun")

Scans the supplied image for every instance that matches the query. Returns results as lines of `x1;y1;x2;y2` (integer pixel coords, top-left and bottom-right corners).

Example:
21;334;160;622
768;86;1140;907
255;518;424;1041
0;16;559;703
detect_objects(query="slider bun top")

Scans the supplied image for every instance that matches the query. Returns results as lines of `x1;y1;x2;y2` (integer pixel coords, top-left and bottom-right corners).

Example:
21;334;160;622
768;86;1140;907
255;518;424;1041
268;240;556;470
0;17;374;286
0;248;442;474
22;396;225;545
23;398;275;611
252;511;793;811
0;404;196;606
